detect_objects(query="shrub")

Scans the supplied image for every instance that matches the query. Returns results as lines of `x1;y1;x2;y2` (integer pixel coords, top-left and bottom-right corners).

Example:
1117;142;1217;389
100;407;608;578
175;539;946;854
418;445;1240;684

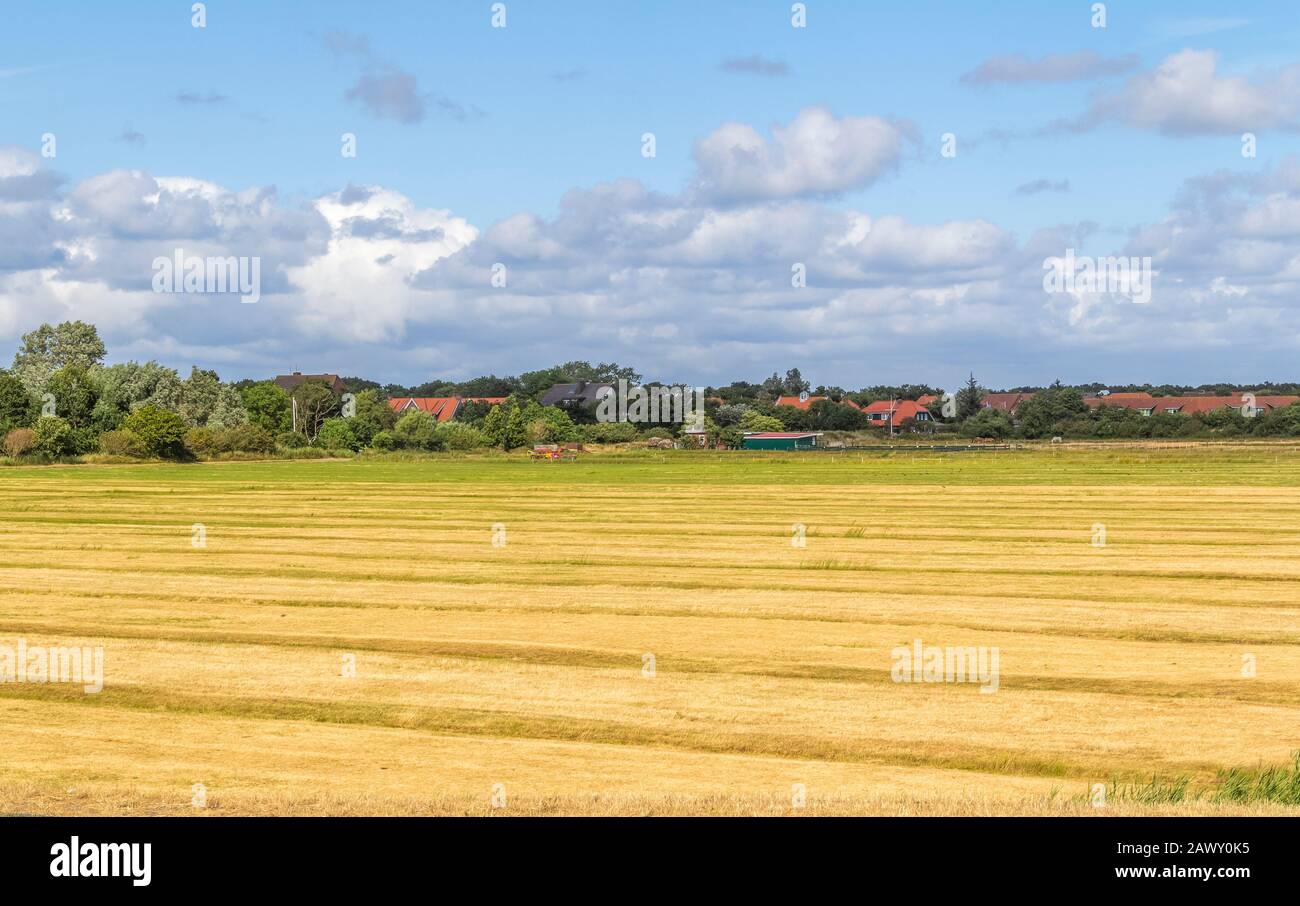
32;416;77;457
394;411;439;450
369;430;398;451
99;429;143;457
185;426;220;457
527;406;578;444
2;427;35;458
120;405;189;458
642;427;674;440
959;408;1013;439
739;411;785;433
275;430;307;449
578;421;638;444
316;418;360;451
220;423;275;454
435;421;489;450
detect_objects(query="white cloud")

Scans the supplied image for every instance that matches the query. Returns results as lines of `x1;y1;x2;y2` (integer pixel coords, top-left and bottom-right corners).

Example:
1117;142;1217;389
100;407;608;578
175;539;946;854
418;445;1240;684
1088;49;1300;134
5;127;1300;385
691;107;910;202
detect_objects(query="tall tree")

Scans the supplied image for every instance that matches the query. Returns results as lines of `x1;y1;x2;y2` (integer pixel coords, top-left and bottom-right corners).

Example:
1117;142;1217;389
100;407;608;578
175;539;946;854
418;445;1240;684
289;380;340;442
46;366;100;429
240;381;292;433
11;321;106;396
955;373;984;421
783;368;810;395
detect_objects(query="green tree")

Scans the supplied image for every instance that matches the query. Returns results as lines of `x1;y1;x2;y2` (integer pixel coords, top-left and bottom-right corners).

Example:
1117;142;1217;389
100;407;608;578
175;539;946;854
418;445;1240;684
435;421;489;450
527;405;578;444
206;383;249;429
807;399;868;431
46;366;100;429
241;381;292;433
289;380;340;442
0;371;36;432
31;416;77;457
10;321;106;396
1015;381;1086;438
393;411;439;450
481;402;509;446
959;407;1012;439
347;389;396;445
316;418;360;451
121;405;189;458
91;360;185;432
518;362;640;400
739;410;785;433
955;373;985;421
783;368;810;395
503;402;532;450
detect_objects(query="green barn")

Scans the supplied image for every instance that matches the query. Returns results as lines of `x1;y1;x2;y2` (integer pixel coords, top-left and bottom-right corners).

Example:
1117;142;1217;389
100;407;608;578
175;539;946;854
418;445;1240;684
742;432;824;451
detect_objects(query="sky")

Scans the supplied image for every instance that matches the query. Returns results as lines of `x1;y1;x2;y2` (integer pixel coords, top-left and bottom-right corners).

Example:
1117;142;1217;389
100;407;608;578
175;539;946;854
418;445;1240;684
2;0;1300;390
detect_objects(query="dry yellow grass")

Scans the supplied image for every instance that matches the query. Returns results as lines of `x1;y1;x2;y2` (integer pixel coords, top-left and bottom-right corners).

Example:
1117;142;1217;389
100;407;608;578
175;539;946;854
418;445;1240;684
1;447;1298;815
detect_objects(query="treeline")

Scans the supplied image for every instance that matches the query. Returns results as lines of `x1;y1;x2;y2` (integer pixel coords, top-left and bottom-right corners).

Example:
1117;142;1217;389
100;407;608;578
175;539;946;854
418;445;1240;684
0;323;687;461
5;322;1300;462
958;383;1300;440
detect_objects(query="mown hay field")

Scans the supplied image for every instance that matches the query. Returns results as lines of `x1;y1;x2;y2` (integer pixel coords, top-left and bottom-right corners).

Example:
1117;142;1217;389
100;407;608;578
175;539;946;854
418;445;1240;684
2;445;1299;815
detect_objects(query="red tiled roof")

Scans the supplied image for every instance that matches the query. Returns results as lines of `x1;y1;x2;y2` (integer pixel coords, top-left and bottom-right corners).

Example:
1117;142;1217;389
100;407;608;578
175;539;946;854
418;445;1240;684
981;392;1034;412
774;395;826;410
775;395;865;411
388;396;511;422
916;395;939;406
863;400;931;422
389;397;460;421
1085;393;1299;414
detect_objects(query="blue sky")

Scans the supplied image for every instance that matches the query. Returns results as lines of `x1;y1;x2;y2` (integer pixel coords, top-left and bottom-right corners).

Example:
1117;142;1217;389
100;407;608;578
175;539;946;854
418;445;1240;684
3;1;1300;389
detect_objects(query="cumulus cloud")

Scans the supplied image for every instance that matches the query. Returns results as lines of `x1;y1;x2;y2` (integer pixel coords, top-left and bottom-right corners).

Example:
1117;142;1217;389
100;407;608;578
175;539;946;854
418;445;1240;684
1085;49;1300;134
692;107;911;202
962;50;1138;85
5;112;1300;385
720;55;790;77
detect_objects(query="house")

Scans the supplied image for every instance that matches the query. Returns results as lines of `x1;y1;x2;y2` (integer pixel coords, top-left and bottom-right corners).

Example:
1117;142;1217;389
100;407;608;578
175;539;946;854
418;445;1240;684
774;394;864;411
681;427;712;448
774;394;825;410
1084;392;1299;417
540;381;615;409
916;394;939;407
742;431;823;450
387;396;509;422
274;372;346;395
980;392;1034;414
862;399;933;429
